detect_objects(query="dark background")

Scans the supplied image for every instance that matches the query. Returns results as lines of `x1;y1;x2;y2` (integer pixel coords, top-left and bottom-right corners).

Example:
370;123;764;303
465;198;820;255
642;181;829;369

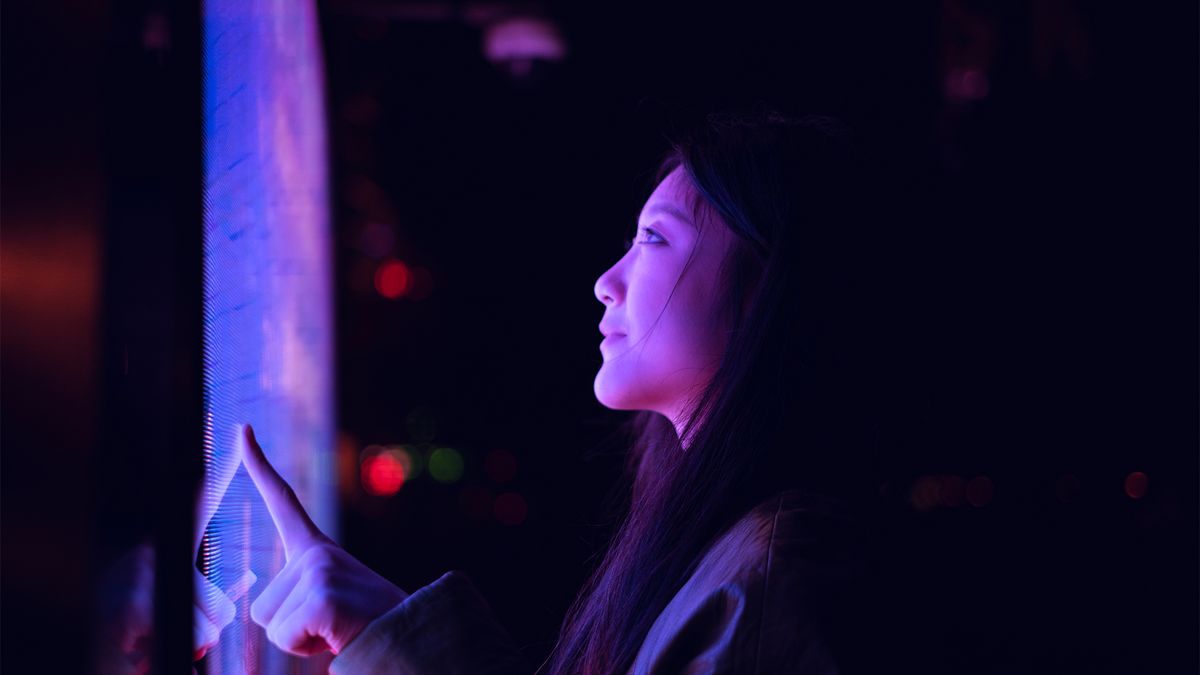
2;1;1196;673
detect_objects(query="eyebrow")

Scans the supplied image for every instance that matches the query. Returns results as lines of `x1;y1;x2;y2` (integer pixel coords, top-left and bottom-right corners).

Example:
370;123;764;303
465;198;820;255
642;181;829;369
639;203;697;230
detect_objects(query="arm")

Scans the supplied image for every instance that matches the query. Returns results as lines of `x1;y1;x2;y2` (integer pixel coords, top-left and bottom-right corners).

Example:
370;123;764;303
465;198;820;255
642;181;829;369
330;570;529;675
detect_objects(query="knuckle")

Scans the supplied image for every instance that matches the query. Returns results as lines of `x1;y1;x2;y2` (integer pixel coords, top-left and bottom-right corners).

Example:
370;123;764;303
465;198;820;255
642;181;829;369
302;544;334;567
303;562;334;589
310;586;333;607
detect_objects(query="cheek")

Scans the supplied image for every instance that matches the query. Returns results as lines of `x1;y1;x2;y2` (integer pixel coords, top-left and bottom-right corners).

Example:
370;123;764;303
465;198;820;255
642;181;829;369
593;330;677;412
594;254;726;411
593;303;722;412
658;272;726;356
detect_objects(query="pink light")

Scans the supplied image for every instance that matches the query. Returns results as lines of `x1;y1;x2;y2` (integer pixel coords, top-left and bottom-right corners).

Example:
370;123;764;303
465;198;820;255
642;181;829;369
482;17;567;67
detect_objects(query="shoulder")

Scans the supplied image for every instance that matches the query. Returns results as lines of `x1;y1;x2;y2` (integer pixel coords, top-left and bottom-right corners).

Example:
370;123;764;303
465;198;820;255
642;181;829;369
630;490;868;674
739;491;867;671
695;489;865;587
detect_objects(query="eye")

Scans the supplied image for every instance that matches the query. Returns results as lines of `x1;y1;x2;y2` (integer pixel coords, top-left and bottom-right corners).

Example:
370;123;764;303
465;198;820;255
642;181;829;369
623;227;664;251
632;227;664;246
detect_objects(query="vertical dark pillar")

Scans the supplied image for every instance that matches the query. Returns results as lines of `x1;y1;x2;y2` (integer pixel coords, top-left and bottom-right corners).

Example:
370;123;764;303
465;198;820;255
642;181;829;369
98;1;203;671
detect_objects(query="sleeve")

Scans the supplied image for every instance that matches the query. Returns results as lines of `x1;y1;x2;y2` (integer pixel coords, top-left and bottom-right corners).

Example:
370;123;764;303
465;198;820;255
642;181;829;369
328;570;531;675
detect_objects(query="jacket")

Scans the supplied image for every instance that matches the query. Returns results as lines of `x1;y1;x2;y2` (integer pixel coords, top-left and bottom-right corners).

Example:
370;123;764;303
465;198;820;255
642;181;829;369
328;488;866;674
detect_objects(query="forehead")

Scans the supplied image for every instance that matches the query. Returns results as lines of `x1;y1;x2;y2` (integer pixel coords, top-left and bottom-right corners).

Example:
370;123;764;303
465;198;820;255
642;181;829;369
641;166;700;225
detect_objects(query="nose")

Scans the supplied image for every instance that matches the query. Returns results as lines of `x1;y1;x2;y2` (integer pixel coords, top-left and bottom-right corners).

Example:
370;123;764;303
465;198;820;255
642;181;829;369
593;261;622;307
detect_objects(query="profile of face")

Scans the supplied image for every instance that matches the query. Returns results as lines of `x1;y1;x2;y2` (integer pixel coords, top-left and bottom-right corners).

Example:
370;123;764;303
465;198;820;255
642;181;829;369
593;166;738;435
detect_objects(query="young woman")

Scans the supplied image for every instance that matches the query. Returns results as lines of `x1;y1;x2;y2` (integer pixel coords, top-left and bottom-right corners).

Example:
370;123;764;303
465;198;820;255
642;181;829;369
239;109;888;674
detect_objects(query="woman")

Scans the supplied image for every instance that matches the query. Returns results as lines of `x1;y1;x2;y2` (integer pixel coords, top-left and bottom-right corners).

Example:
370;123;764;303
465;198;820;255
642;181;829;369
240;109;888;674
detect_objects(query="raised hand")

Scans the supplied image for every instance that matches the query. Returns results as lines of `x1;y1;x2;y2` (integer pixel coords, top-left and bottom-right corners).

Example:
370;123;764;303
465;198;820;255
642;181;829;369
240;423;410;656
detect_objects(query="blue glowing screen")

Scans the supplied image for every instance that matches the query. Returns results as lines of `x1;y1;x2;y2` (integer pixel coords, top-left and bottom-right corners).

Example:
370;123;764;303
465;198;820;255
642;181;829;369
200;1;336;672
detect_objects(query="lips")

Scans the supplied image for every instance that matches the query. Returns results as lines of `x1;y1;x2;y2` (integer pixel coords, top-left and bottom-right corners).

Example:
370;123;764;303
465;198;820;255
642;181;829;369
599;332;626;357
599;322;626;338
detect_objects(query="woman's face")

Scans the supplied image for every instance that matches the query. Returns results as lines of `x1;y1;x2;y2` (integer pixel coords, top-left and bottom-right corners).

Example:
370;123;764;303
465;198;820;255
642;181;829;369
593;166;738;435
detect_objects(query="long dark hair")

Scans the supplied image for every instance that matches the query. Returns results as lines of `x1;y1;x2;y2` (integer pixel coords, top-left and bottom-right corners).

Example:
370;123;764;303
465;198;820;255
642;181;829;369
543;107;889;674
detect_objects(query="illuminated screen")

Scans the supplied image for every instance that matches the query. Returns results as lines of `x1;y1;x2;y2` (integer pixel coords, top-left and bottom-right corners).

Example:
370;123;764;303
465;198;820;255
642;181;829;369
199;1;336;672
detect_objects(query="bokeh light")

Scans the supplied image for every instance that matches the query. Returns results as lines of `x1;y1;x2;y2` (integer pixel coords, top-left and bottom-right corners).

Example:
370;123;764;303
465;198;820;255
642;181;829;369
484;449;517;484
361;449;405;496
374;259;410;299
1124;471;1149;499
428;447;464;484
965;475;994;507
482;16;567;79
493;492;528;526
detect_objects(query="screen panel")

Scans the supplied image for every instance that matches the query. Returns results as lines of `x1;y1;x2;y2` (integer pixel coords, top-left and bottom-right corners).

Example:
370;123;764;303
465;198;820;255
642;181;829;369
200;1;335;672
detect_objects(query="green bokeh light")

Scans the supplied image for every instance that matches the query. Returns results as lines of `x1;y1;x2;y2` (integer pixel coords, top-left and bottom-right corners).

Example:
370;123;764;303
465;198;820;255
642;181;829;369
428;447;464;484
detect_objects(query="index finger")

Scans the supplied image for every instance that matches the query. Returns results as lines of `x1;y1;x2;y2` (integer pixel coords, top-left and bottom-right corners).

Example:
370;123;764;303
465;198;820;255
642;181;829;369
239;423;327;560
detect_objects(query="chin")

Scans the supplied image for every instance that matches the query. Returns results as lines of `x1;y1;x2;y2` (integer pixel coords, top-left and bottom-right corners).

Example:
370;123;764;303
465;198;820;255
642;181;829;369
593;368;658;412
593;368;634;410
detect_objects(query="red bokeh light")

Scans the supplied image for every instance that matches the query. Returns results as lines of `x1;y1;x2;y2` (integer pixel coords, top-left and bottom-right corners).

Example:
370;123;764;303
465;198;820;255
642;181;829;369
374;259;410;299
1124;471;1149;499
493;492;528;526
362;452;405;496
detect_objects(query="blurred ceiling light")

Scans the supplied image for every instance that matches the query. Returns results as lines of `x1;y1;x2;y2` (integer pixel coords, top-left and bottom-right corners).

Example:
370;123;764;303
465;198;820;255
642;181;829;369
482;15;566;78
